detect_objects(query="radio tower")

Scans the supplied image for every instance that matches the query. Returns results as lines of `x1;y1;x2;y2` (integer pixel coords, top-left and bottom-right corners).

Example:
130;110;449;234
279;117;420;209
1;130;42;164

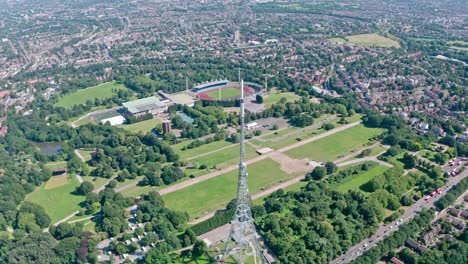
222;80;265;264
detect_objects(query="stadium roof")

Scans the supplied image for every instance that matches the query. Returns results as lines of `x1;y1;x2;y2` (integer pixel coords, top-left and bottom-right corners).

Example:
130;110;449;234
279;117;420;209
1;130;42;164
122;96;165;114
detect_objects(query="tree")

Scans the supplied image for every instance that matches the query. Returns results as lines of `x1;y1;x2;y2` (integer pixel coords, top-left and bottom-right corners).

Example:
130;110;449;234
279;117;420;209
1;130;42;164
191;240;207;259
76;181;94;195
309;167;326;180
325;162;337;174
322;123;335;131
107;180;117;189
272;124;279;130
256;94;264;104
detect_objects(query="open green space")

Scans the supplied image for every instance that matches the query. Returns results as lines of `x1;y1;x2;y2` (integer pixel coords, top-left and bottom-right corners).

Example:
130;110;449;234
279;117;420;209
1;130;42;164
447;40;468;51
329;37;347;43
261;114;332;140
285;124;384;161
174;139;235;160
25;176;85;223
81;176;109;189
251;114;361;150
44;161;68;171
118;118;161;134
264;91;300;107
76;149;94;162
206;87;241;100
331;164;389;193
55;81;129;109
75;117;96;126
190;143;256;170
330;33;400;48
418;149;437;161
163;158;295;219
384;152;406;169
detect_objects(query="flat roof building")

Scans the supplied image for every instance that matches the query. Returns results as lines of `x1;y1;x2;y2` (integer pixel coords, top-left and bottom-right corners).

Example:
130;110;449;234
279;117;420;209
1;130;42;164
122;96;166;117
94;110;126;126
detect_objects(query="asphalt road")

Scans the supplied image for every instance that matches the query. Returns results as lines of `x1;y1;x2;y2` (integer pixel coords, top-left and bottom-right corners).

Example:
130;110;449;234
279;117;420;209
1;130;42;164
330;158;467;264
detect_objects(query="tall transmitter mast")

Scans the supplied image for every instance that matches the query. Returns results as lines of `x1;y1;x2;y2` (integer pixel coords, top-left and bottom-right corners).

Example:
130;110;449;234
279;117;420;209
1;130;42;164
221;80;265;264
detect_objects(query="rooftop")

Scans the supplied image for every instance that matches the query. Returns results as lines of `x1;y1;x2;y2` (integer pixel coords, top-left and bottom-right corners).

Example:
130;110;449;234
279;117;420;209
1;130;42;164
123;96;165;114
93;110;123;121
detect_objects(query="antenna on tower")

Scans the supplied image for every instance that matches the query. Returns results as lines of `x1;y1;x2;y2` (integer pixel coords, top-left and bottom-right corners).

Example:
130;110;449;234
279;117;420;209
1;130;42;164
221;79;265;264
186;77;189;93
238;68;241;83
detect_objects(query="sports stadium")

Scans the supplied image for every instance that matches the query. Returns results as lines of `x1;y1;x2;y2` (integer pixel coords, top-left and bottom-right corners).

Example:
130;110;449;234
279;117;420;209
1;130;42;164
193;80;258;101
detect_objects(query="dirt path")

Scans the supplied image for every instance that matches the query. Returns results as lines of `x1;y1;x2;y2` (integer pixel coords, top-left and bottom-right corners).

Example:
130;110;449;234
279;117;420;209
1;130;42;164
336;156;394;168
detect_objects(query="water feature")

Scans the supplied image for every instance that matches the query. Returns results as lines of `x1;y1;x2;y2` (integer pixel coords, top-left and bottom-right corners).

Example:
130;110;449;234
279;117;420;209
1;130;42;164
32;141;63;156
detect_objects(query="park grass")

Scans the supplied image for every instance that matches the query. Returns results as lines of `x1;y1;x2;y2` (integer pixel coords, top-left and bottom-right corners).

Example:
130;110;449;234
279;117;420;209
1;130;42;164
206;87;241;100
174;139;236;160
251;114;360;150
44;161;68;171
418;149;437;161
329;37;347;43
385;152;406;169
264;91;300;107
285;124;384;161
335;33;400;48
55;81;128;109
163;158;294;219
44;175;69;189
331;164;389;193
25;175;85;223
189;144;257;170
75;117;96;126
77;149;94;162
447;40;468;51
82;221;96;233
118;118;162;134
81;176;109;189
261;114;332;140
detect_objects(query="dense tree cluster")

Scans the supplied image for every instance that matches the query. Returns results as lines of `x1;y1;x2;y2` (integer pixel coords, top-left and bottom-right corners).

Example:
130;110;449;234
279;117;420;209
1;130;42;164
257;183;384;263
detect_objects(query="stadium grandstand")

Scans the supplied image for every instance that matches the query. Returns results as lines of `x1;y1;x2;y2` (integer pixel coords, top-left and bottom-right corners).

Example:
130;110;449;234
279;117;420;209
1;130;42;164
122;96;166;117
193;80;230;92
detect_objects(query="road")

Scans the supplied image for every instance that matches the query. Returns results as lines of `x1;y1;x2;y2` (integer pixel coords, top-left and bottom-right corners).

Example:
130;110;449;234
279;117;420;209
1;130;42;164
330;159;467;264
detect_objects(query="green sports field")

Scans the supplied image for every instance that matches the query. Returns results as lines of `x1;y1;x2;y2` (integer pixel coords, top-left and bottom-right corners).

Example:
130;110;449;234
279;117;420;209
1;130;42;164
264;91;300;107
329;33;400;48
284;124;385;161
55;81;129;109
163;158;294;219
206;87;241;100
25;176;85;223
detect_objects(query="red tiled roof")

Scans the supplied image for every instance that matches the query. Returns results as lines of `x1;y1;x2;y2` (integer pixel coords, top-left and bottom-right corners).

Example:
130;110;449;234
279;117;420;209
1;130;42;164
0;90;10;98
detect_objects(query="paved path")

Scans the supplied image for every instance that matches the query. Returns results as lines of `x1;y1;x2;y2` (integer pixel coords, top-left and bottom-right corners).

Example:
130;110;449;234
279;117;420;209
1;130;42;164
331;160;468;264
337;155;394;168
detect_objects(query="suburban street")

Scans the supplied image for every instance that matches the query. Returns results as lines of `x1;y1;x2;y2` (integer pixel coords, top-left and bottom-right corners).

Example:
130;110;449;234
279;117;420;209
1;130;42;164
330;158;467;264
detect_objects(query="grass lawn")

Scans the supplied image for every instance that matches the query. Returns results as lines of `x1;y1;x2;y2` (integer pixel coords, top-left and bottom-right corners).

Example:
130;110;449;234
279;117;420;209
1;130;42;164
77;149;94;162
163;158;294;219
331;164;389;193
261;114;332;140
55;81;129;109
418;149;437;161
206;87;241;100
82;221;96;233
342;33;400;48
190;144;257;170
44;175;69;189
251;115;361;150
81;176;109;189
329;37;347;43
26;175;85;223
285;124;384;161
75;117;96;126
385;152;407;169
44;161;68;171
264;91;300;107
174;139;236;160
118;118;161;134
